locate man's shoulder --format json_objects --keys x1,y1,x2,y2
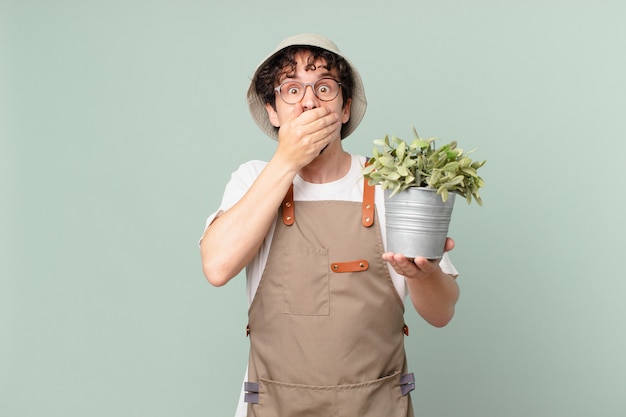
[
  {"x1": 237, "y1": 159, "x2": 268, "y2": 172},
  {"x1": 230, "y1": 160, "x2": 268, "y2": 180}
]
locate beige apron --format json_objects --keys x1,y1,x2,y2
[{"x1": 245, "y1": 181, "x2": 415, "y2": 417}]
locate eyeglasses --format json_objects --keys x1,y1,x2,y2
[{"x1": 274, "y1": 77, "x2": 342, "y2": 104}]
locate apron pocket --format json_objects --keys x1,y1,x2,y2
[
  {"x1": 281, "y1": 246, "x2": 330, "y2": 316},
  {"x1": 336, "y1": 371, "x2": 409, "y2": 417},
  {"x1": 251, "y1": 372, "x2": 408, "y2": 417},
  {"x1": 252, "y1": 378, "x2": 334, "y2": 417}
]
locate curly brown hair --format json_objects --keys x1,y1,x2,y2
[{"x1": 253, "y1": 46, "x2": 355, "y2": 112}]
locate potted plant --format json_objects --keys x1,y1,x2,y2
[{"x1": 362, "y1": 127, "x2": 486, "y2": 259}]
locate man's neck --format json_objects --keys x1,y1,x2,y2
[{"x1": 298, "y1": 146, "x2": 351, "y2": 184}]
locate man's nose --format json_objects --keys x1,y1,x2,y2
[{"x1": 301, "y1": 85, "x2": 319, "y2": 109}]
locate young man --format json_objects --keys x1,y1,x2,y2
[{"x1": 200, "y1": 33, "x2": 459, "y2": 417}]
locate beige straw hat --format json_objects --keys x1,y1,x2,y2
[{"x1": 247, "y1": 33, "x2": 367, "y2": 140}]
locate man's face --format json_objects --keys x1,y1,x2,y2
[{"x1": 265, "y1": 51, "x2": 351, "y2": 132}]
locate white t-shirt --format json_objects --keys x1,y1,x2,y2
[{"x1": 202, "y1": 154, "x2": 458, "y2": 417}]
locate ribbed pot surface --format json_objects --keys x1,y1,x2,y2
[{"x1": 384, "y1": 187, "x2": 455, "y2": 259}]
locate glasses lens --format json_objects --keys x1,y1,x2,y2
[
  {"x1": 278, "y1": 78, "x2": 340, "y2": 104},
  {"x1": 278, "y1": 82, "x2": 299, "y2": 104},
  {"x1": 314, "y1": 78, "x2": 340, "y2": 101}
]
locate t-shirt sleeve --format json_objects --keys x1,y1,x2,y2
[
  {"x1": 439, "y1": 252, "x2": 459, "y2": 277},
  {"x1": 199, "y1": 160, "x2": 267, "y2": 244}
]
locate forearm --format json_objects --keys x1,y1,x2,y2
[
  {"x1": 201, "y1": 158, "x2": 299, "y2": 286},
  {"x1": 406, "y1": 268, "x2": 459, "y2": 328}
]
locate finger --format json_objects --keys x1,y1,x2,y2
[
  {"x1": 299, "y1": 107, "x2": 339, "y2": 133},
  {"x1": 286, "y1": 103, "x2": 305, "y2": 123},
  {"x1": 291, "y1": 105, "x2": 326, "y2": 123},
  {"x1": 319, "y1": 111, "x2": 340, "y2": 132},
  {"x1": 383, "y1": 252, "x2": 417, "y2": 275},
  {"x1": 444, "y1": 237, "x2": 455, "y2": 253},
  {"x1": 413, "y1": 256, "x2": 436, "y2": 272},
  {"x1": 278, "y1": 105, "x2": 323, "y2": 144}
]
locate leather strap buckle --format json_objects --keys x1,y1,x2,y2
[
  {"x1": 282, "y1": 184, "x2": 295, "y2": 226},
  {"x1": 362, "y1": 161, "x2": 375, "y2": 227},
  {"x1": 331, "y1": 260, "x2": 369, "y2": 273}
]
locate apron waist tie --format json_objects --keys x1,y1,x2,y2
[
  {"x1": 244, "y1": 382, "x2": 259, "y2": 404},
  {"x1": 400, "y1": 373, "x2": 415, "y2": 396},
  {"x1": 244, "y1": 373, "x2": 414, "y2": 403}
]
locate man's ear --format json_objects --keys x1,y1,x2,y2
[
  {"x1": 341, "y1": 98, "x2": 352, "y2": 124},
  {"x1": 265, "y1": 103, "x2": 280, "y2": 127}
]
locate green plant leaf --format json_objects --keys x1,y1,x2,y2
[
  {"x1": 460, "y1": 167, "x2": 477, "y2": 177},
  {"x1": 396, "y1": 141, "x2": 406, "y2": 161},
  {"x1": 442, "y1": 161, "x2": 459, "y2": 172},
  {"x1": 362, "y1": 128, "x2": 486, "y2": 205},
  {"x1": 362, "y1": 164, "x2": 376, "y2": 175},
  {"x1": 445, "y1": 175, "x2": 465, "y2": 187},
  {"x1": 396, "y1": 165, "x2": 409, "y2": 176},
  {"x1": 411, "y1": 138, "x2": 430, "y2": 150},
  {"x1": 390, "y1": 183, "x2": 402, "y2": 197},
  {"x1": 437, "y1": 187, "x2": 449, "y2": 202},
  {"x1": 384, "y1": 171, "x2": 401, "y2": 181},
  {"x1": 471, "y1": 160, "x2": 486, "y2": 169},
  {"x1": 377, "y1": 156, "x2": 395, "y2": 167}
]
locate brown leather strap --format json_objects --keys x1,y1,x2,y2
[
  {"x1": 282, "y1": 184, "x2": 294, "y2": 226},
  {"x1": 361, "y1": 179, "x2": 375, "y2": 227},
  {"x1": 330, "y1": 259, "x2": 369, "y2": 273},
  {"x1": 283, "y1": 177, "x2": 373, "y2": 227}
]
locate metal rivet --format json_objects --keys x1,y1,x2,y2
[
  {"x1": 365, "y1": 217, "x2": 371, "y2": 222},
  {"x1": 285, "y1": 202, "x2": 292, "y2": 208},
  {"x1": 333, "y1": 265, "x2": 339, "y2": 270},
  {"x1": 359, "y1": 262, "x2": 365, "y2": 268},
  {"x1": 286, "y1": 216, "x2": 292, "y2": 221},
  {"x1": 365, "y1": 204, "x2": 371, "y2": 209}
]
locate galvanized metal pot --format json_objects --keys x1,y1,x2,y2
[{"x1": 384, "y1": 187, "x2": 455, "y2": 259}]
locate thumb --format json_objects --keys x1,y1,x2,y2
[{"x1": 444, "y1": 237, "x2": 455, "y2": 252}]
